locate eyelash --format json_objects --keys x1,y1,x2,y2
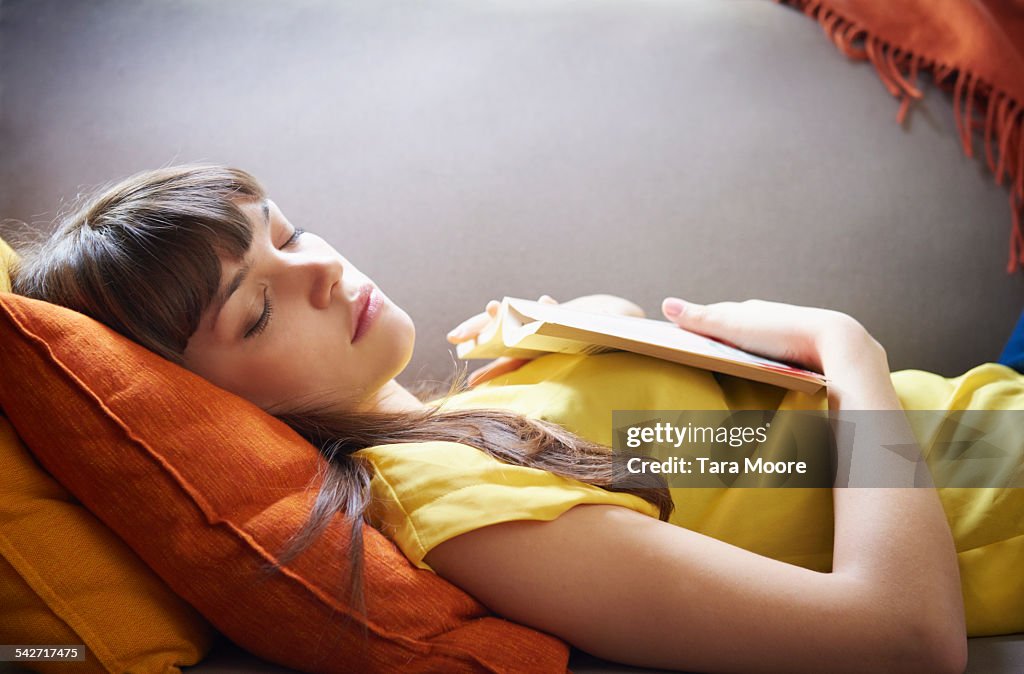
[
  {"x1": 244, "y1": 228, "x2": 306, "y2": 339},
  {"x1": 284, "y1": 227, "x2": 305, "y2": 248}
]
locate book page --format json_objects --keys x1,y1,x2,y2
[{"x1": 506, "y1": 297, "x2": 822, "y2": 378}]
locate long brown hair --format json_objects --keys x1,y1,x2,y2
[{"x1": 10, "y1": 164, "x2": 674, "y2": 630}]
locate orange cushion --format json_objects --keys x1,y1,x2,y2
[
  {"x1": 0, "y1": 414, "x2": 212, "y2": 673},
  {"x1": 0, "y1": 292, "x2": 570, "y2": 673}
]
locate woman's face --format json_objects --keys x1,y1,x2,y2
[{"x1": 183, "y1": 198, "x2": 415, "y2": 414}]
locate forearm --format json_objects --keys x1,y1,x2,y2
[{"x1": 822, "y1": 335, "x2": 965, "y2": 666}]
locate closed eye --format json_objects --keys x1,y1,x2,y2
[
  {"x1": 283, "y1": 227, "x2": 305, "y2": 249},
  {"x1": 245, "y1": 287, "x2": 272, "y2": 339},
  {"x1": 243, "y1": 228, "x2": 308, "y2": 340}
]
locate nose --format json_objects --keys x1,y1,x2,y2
[{"x1": 304, "y1": 254, "x2": 344, "y2": 310}]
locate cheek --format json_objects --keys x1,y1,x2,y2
[
  {"x1": 185, "y1": 350, "x2": 277, "y2": 408},
  {"x1": 239, "y1": 349, "x2": 336, "y2": 411},
  {"x1": 246, "y1": 306, "x2": 412, "y2": 407}
]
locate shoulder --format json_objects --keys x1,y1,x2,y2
[{"x1": 353, "y1": 441, "x2": 660, "y2": 572}]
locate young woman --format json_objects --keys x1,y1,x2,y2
[{"x1": 11, "y1": 164, "x2": 1021, "y2": 674}]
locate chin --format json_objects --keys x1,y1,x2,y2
[
  {"x1": 378, "y1": 308, "x2": 416, "y2": 376},
  {"x1": 397, "y1": 315, "x2": 416, "y2": 371}
]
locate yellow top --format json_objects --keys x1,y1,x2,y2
[{"x1": 353, "y1": 351, "x2": 1024, "y2": 636}]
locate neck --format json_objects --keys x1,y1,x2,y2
[{"x1": 360, "y1": 379, "x2": 429, "y2": 414}]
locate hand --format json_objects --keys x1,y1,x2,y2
[
  {"x1": 551, "y1": 294, "x2": 646, "y2": 319},
  {"x1": 447, "y1": 295, "x2": 559, "y2": 387},
  {"x1": 660, "y1": 297, "x2": 884, "y2": 375}
]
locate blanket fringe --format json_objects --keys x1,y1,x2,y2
[{"x1": 777, "y1": 0, "x2": 1024, "y2": 273}]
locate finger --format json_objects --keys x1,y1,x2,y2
[
  {"x1": 662, "y1": 297, "x2": 715, "y2": 333},
  {"x1": 662, "y1": 297, "x2": 692, "y2": 320},
  {"x1": 662, "y1": 297, "x2": 743, "y2": 348},
  {"x1": 486, "y1": 300, "x2": 501, "y2": 316},
  {"x1": 467, "y1": 357, "x2": 531, "y2": 386},
  {"x1": 447, "y1": 310, "x2": 492, "y2": 343}
]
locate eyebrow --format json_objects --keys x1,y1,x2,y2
[{"x1": 211, "y1": 199, "x2": 271, "y2": 331}]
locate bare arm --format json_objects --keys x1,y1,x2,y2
[
  {"x1": 820, "y1": 333, "x2": 966, "y2": 670},
  {"x1": 427, "y1": 301, "x2": 966, "y2": 673}
]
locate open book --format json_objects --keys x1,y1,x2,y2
[{"x1": 454, "y1": 297, "x2": 828, "y2": 394}]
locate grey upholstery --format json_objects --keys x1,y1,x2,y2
[
  {"x1": 3, "y1": 0, "x2": 1024, "y2": 382},
  {"x1": 1, "y1": 0, "x2": 1020, "y2": 672},
  {"x1": 184, "y1": 635, "x2": 1024, "y2": 674}
]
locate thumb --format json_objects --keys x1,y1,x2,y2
[
  {"x1": 662, "y1": 298, "x2": 714, "y2": 330},
  {"x1": 662, "y1": 297, "x2": 695, "y2": 319},
  {"x1": 662, "y1": 298, "x2": 741, "y2": 349}
]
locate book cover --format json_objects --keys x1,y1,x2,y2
[{"x1": 454, "y1": 296, "x2": 828, "y2": 394}]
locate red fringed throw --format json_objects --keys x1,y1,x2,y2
[{"x1": 776, "y1": 0, "x2": 1024, "y2": 273}]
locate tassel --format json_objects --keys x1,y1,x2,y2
[
  {"x1": 897, "y1": 95, "x2": 911, "y2": 125},
  {"x1": 823, "y1": 9, "x2": 841, "y2": 40},
  {"x1": 884, "y1": 47, "x2": 901, "y2": 90},
  {"x1": 896, "y1": 54, "x2": 923, "y2": 125},
  {"x1": 838, "y1": 23, "x2": 867, "y2": 59},
  {"x1": 963, "y1": 72, "x2": 979, "y2": 158},
  {"x1": 827, "y1": 16, "x2": 847, "y2": 52},
  {"x1": 775, "y1": 0, "x2": 1024, "y2": 273},
  {"x1": 885, "y1": 48, "x2": 906, "y2": 122},
  {"x1": 1016, "y1": 121, "x2": 1024, "y2": 200},
  {"x1": 1009, "y1": 190, "x2": 1023, "y2": 273},
  {"x1": 890, "y1": 49, "x2": 923, "y2": 98},
  {"x1": 953, "y1": 69, "x2": 968, "y2": 156},
  {"x1": 1008, "y1": 125, "x2": 1024, "y2": 272},
  {"x1": 997, "y1": 103, "x2": 1020, "y2": 186},
  {"x1": 968, "y1": 84, "x2": 989, "y2": 134},
  {"x1": 867, "y1": 38, "x2": 902, "y2": 96},
  {"x1": 818, "y1": 8, "x2": 833, "y2": 36},
  {"x1": 984, "y1": 90, "x2": 1001, "y2": 175}
]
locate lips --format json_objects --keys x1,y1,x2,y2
[{"x1": 351, "y1": 283, "x2": 375, "y2": 342}]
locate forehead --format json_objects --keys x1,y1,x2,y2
[
  {"x1": 216, "y1": 197, "x2": 276, "y2": 262},
  {"x1": 235, "y1": 197, "x2": 272, "y2": 228},
  {"x1": 195, "y1": 198, "x2": 273, "y2": 328}
]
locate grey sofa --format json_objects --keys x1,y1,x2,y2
[{"x1": 1, "y1": 0, "x2": 1021, "y2": 672}]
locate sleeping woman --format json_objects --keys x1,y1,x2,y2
[{"x1": 11, "y1": 164, "x2": 1023, "y2": 674}]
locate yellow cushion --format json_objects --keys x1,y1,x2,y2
[
  {"x1": 0, "y1": 414, "x2": 212, "y2": 673},
  {"x1": 0, "y1": 238, "x2": 212, "y2": 673}
]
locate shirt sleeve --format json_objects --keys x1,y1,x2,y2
[{"x1": 353, "y1": 441, "x2": 661, "y2": 573}]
